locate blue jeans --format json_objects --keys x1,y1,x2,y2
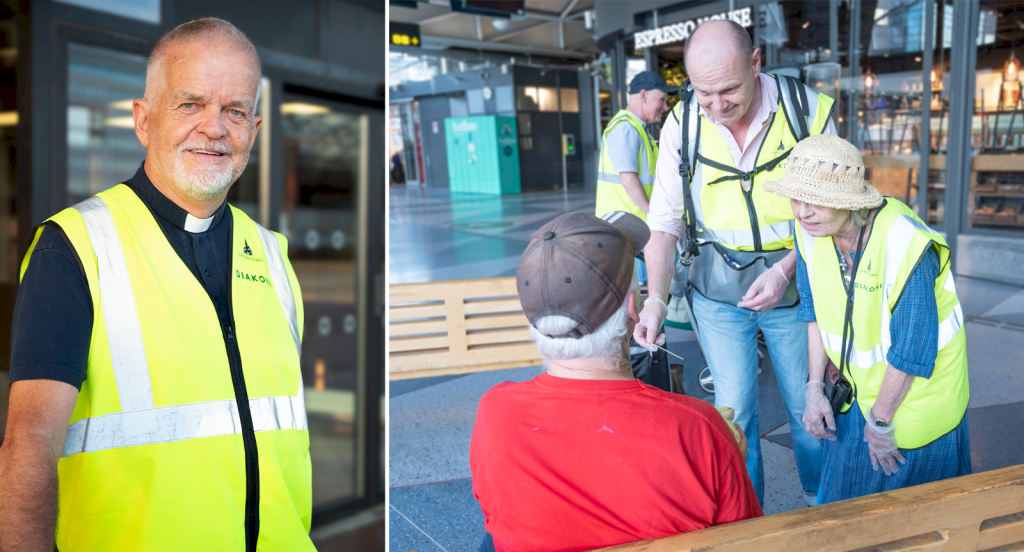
[{"x1": 692, "y1": 292, "x2": 822, "y2": 505}]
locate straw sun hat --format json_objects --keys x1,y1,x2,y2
[{"x1": 763, "y1": 134, "x2": 883, "y2": 211}]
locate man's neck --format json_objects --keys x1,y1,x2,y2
[
  {"x1": 723, "y1": 74, "x2": 762, "y2": 147},
  {"x1": 546, "y1": 357, "x2": 634, "y2": 381},
  {"x1": 625, "y1": 103, "x2": 645, "y2": 124},
  {"x1": 143, "y1": 159, "x2": 226, "y2": 219}
]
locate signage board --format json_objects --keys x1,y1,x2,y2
[
  {"x1": 390, "y1": 22, "x2": 421, "y2": 47},
  {"x1": 635, "y1": 7, "x2": 753, "y2": 50}
]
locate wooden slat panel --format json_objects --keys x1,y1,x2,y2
[
  {"x1": 465, "y1": 313, "x2": 530, "y2": 330},
  {"x1": 464, "y1": 297, "x2": 522, "y2": 315},
  {"x1": 389, "y1": 342, "x2": 542, "y2": 373},
  {"x1": 389, "y1": 335, "x2": 449, "y2": 353},
  {"x1": 387, "y1": 359, "x2": 545, "y2": 380},
  {"x1": 597, "y1": 464, "x2": 1024, "y2": 552},
  {"x1": 390, "y1": 303, "x2": 446, "y2": 321},
  {"x1": 973, "y1": 154, "x2": 1024, "y2": 172},
  {"x1": 390, "y1": 277, "x2": 518, "y2": 303},
  {"x1": 979, "y1": 512, "x2": 1024, "y2": 550},
  {"x1": 390, "y1": 319, "x2": 448, "y2": 337},
  {"x1": 467, "y1": 328, "x2": 533, "y2": 346}
]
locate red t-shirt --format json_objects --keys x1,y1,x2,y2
[{"x1": 470, "y1": 373, "x2": 762, "y2": 552}]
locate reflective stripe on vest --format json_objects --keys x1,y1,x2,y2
[
  {"x1": 597, "y1": 172, "x2": 656, "y2": 185},
  {"x1": 61, "y1": 196, "x2": 306, "y2": 458}
]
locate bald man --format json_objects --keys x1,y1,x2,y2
[
  {"x1": 634, "y1": 20, "x2": 838, "y2": 506},
  {"x1": 0, "y1": 19, "x2": 314, "y2": 551}
]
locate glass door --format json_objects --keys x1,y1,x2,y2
[{"x1": 279, "y1": 96, "x2": 370, "y2": 509}]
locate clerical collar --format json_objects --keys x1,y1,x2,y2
[{"x1": 125, "y1": 162, "x2": 228, "y2": 234}]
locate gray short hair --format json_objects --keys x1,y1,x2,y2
[
  {"x1": 530, "y1": 295, "x2": 630, "y2": 369},
  {"x1": 849, "y1": 208, "x2": 871, "y2": 227},
  {"x1": 145, "y1": 18, "x2": 262, "y2": 109}
]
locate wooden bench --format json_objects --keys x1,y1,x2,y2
[
  {"x1": 389, "y1": 277, "x2": 542, "y2": 380},
  {"x1": 598, "y1": 463, "x2": 1024, "y2": 552}
]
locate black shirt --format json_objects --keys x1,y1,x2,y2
[{"x1": 10, "y1": 163, "x2": 233, "y2": 390}]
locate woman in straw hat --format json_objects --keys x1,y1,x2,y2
[{"x1": 763, "y1": 134, "x2": 970, "y2": 504}]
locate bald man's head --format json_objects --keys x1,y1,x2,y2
[{"x1": 684, "y1": 19, "x2": 754, "y2": 69}]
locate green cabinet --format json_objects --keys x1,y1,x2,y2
[{"x1": 444, "y1": 115, "x2": 521, "y2": 194}]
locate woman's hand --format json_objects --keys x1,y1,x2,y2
[
  {"x1": 864, "y1": 411, "x2": 906, "y2": 476},
  {"x1": 802, "y1": 381, "x2": 837, "y2": 441}
]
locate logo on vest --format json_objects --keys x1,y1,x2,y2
[
  {"x1": 861, "y1": 259, "x2": 878, "y2": 277},
  {"x1": 236, "y1": 269, "x2": 271, "y2": 287},
  {"x1": 237, "y1": 238, "x2": 265, "y2": 263},
  {"x1": 777, "y1": 140, "x2": 785, "y2": 151}
]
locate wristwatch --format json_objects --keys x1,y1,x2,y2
[{"x1": 868, "y1": 409, "x2": 893, "y2": 429}]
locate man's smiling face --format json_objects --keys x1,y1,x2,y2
[{"x1": 135, "y1": 37, "x2": 262, "y2": 204}]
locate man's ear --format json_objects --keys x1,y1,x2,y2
[
  {"x1": 627, "y1": 289, "x2": 640, "y2": 324},
  {"x1": 133, "y1": 98, "x2": 151, "y2": 148},
  {"x1": 752, "y1": 47, "x2": 762, "y2": 74}
]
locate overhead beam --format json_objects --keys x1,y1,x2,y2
[
  {"x1": 419, "y1": 34, "x2": 591, "y2": 58},
  {"x1": 491, "y1": 21, "x2": 552, "y2": 42},
  {"x1": 416, "y1": 12, "x2": 460, "y2": 25}
]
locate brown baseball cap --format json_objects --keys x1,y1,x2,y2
[{"x1": 517, "y1": 211, "x2": 650, "y2": 338}]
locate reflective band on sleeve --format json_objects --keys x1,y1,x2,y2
[
  {"x1": 597, "y1": 172, "x2": 656, "y2": 185},
  {"x1": 75, "y1": 197, "x2": 155, "y2": 413},
  {"x1": 820, "y1": 329, "x2": 885, "y2": 368},
  {"x1": 256, "y1": 224, "x2": 301, "y2": 358},
  {"x1": 61, "y1": 393, "x2": 308, "y2": 457}
]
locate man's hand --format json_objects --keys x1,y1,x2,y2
[
  {"x1": 619, "y1": 172, "x2": 650, "y2": 215},
  {"x1": 737, "y1": 264, "x2": 789, "y2": 311},
  {"x1": 0, "y1": 380, "x2": 78, "y2": 551},
  {"x1": 802, "y1": 381, "x2": 837, "y2": 441},
  {"x1": 634, "y1": 296, "x2": 667, "y2": 350}
]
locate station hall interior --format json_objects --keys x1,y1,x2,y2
[{"x1": 389, "y1": 0, "x2": 1024, "y2": 550}]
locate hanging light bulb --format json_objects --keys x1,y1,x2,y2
[
  {"x1": 1005, "y1": 51, "x2": 1020, "y2": 82},
  {"x1": 862, "y1": 69, "x2": 877, "y2": 92}
]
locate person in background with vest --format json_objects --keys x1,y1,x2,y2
[
  {"x1": 0, "y1": 19, "x2": 313, "y2": 552},
  {"x1": 595, "y1": 70, "x2": 674, "y2": 224},
  {"x1": 764, "y1": 134, "x2": 971, "y2": 503},
  {"x1": 635, "y1": 19, "x2": 838, "y2": 506}
]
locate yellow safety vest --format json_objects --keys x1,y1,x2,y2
[
  {"x1": 796, "y1": 198, "x2": 969, "y2": 448},
  {"x1": 21, "y1": 184, "x2": 314, "y2": 551},
  {"x1": 675, "y1": 75, "x2": 835, "y2": 251},
  {"x1": 596, "y1": 109, "x2": 657, "y2": 220}
]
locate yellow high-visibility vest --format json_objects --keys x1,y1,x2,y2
[
  {"x1": 22, "y1": 184, "x2": 314, "y2": 551},
  {"x1": 796, "y1": 198, "x2": 969, "y2": 448},
  {"x1": 675, "y1": 75, "x2": 835, "y2": 251},
  {"x1": 596, "y1": 109, "x2": 657, "y2": 220}
]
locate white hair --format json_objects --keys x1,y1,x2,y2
[
  {"x1": 144, "y1": 18, "x2": 262, "y2": 110},
  {"x1": 849, "y1": 208, "x2": 872, "y2": 227},
  {"x1": 530, "y1": 295, "x2": 630, "y2": 370}
]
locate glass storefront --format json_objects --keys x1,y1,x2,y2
[{"x1": 280, "y1": 98, "x2": 369, "y2": 507}]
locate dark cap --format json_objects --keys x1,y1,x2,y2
[
  {"x1": 517, "y1": 211, "x2": 650, "y2": 339},
  {"x1": 628, "y1": 71, "x2": 678, "y2": 95}
]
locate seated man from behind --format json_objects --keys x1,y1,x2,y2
[{"x1": 470, "y1": 211, "x2": 762, "y2": 552}]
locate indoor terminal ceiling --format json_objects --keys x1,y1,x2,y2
[{"x1": 389, "y1": 0, "x2": 599, "y2": 60}]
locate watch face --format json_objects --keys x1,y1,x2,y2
[{"x1": 875, "y1": 418, "x2": 888, "y2": 427}]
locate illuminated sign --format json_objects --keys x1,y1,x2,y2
[
  {"x1": 635, "y1": 7, "x2": 753, "y2": 50},
  {"x1": 390, "y1": 22, "x2": 421, "y2": 48}
]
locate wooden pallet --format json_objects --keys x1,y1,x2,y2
[
  {"x1": 598, "y1": 464, "x2": 1024, "y2": 552},
  {"x1": 389, "y1": 277, "x2": 542, "y2": 380}
]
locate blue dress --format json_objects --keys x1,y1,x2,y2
[{"x1": 795, "y1": 238, "x2": 971, "y2": 504}]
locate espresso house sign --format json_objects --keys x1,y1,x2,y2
[{"x1": 634, "y1": 7, "x2": 753, "y2": 50}]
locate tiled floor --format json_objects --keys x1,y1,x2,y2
[{"x1": 387, "y1": 183, "x2": 1024, "y2": 551}]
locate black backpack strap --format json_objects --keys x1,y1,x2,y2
[{"x1": 678, "y1": 84, "x2": 702, "y2": 266}]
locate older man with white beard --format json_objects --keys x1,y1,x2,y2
[{"x1": 0, "y1": 18, "x2": 314, "y2": 552}]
